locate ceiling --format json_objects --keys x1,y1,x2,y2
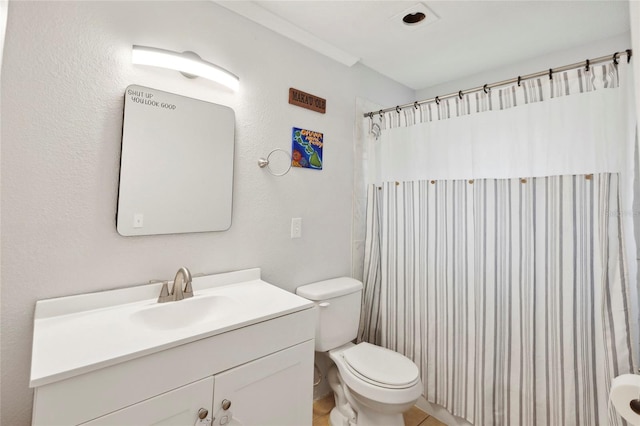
[{"x1": 217, "y1": 1, "x2": 630, "y2": 91}]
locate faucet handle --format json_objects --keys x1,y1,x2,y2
[
  {"x1": 183, "y1": 276, "x2": 194, "y2": 298},
  {"x1": 157, "y1": 282, "x2": 172, "y2": 303},
  {"x1": 183, "y1": 273, "x2": 194, "y2": 299}
]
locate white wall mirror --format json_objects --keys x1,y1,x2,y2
[{"x1": 117, "y1": 85, "x2": 235, "y2": 236}]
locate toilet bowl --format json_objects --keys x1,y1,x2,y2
[
  {"x1": 296, "y1": 278, "x2": 423, "y2": 426},
  {"x1": 328, "y1": 342, "x2": 422, "y2": 425}
]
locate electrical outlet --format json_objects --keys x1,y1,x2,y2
[{"x1": 291, "y1": 218, "x2": 302, "y2": 238}]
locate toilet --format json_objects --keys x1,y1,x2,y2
[{"x1": 296, "y1": 277, "x2": 422, "y2": 426}]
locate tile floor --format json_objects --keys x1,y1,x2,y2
[{"x1": 312, "y1": 394, "x2": 446, "y2": 426}]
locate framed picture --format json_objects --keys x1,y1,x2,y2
[{"x1": 291, "y1": 127, "x2": 323, "y2": 170}]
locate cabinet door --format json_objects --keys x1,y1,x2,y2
[
  {"x1": 212, "y1": 340, "x2": 314, "y2": 426},
  {"x1": 81, "y1": 376, "x2": 213, "y2": 426}
]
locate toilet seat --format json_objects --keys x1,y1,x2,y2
[
  {"x1": 329, "y1": 342, "x2": 423, "y2": 406},
  {"x1": 342, "y1": 343, "x2": 420, "y2": 389}
]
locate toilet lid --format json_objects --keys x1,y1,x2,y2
[{"x1": 342, "y1": 343, "x2": 419, "y2": 387}]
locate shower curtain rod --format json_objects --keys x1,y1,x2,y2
[{"x1": 363, "y1": 49, "x2": 632, "y2": 118}]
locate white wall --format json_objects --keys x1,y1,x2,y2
[
  {"x1": 0, "y1": 0, "x2": 7, "y2": 411},
  {"x1": 629, "y1": 0, "x2": 640, "y2": 364},
  {"x1": 0, "y1": 1, "x2": 414, "y2": 423},
  {"x1": 632, "y1": 2, "x2": 640, "y2": 133},
  {"x1": 416, "y1": 33, "x2": 631, "y2": 100}
]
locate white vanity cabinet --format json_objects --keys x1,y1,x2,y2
[
  {"x1": 212, "y1": 341, "x2": 313, "y2": 425},
  {"x1": 81, "y1": 341, "x2": 313, "y2": 426},
  {"x1": 81, "y1": 377, "x2": 215, "y2": 426},
  {"x1": 30, "y1": 269, "x2": 316, "y2": 426}
]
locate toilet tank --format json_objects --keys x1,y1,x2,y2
[{"x1": 296, "y1": 277, "x2": 363, "y2": 352}]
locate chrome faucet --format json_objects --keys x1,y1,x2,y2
[{"x1": 157, "y1": 267, "x2": 194, "y2": 303}]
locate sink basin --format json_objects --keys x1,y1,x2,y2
[{"x1": 130, "y1": 295, "x2": 233, "y2": 330}]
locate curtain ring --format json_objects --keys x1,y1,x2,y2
[
  {"x1": 414, "y1": 101, "x2": 419, "y2": 110},
  {"x1": 368, "y1": 112, "x2": 373, "y2": 119},
  {"x1": 458, "y1": 90, "x2": 463, "y2": 99},
  {"x1": 396, "y1": 106, "x2": 401, "y2": 114},
  {"x1": 585, "y1": 59, "x2": 590, "y2": 72},
  {"x1": 483, "y1": 84, "x2": 489, "y2": 94},
  {"x1": 626, "y1": 49, "x2": 632, "y2": 63},
  {"x1": 549, "y1": 68, "x2": 553, "y2": 80},
  {"x1": 613, "y1": 51, "x2": 619, "y2": 65},
  {"x1": 379, "y1": 110, "x2": 383, "y2": 117},
  {"x1": 435, "y1": 96, "x2": 440, "y2": 105},
  {"x1": 517, "y1": 76, "x2": 521, "y2": 87}
]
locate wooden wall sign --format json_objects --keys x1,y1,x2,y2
[{"x1": 289, "y1": 88, "x2": 326, "y2": 114}]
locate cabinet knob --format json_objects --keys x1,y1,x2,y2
[
  {"x1": 221, "y1": 399, "x2": 232, "y2": 410},
  {"x1": 198, "y1": 408, "x2": 209, "y2": 420}
]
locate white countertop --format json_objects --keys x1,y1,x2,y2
[{"x1": 30, "y1": 268, "x2": 314, "y2": 387}]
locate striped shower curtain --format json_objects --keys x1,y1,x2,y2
[
  {"x1": 360, "y1": 174, "x2": 635, "y2": 425},
  {"x1": 358, "y1": 58, "x2": 637, "y2": 425}
]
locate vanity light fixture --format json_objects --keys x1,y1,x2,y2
[{"x1": 131, "y1": 45, "x2": 240, "y2": 91}]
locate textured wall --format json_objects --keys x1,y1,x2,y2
[
  {"x1": 0, "y1": 2, "x2": 414, "y2": 423},
  {"x1": 629, "y1": 0, "x2": 640, "y2": 364},
  {"x1": 416, "y1": 32, "x2": 631, "y2": 100}
]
